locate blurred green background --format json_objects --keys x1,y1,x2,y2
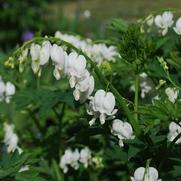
[{"x1": 1, "y1": 0, "x2": 181, "y2": 50}]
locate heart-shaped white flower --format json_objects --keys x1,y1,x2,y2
[
  {"x1": 131, "y1": 167, "x2": 161, "y2": 181},
  {"x1": 111, "y1": 119, "x2": 135, "y2": 147},
  {"x1": 87, "y1": 89, "x2": 117, "y2": 126}
]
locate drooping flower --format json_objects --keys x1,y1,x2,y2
[
  {"x1": 111, "y1": 119, "x2": 135, "y2": 147},
  {"x1": 155, "y1": 11, "x2": 174, "y2": 35},
  {"x1": 173, "y1": 17, "x2": 181, "y2": 35},
  {"x1": 73, "y1": 71, "x2": 94, "y2": 102},
  {"x1": 167, "y1": 122, "x2": 181, "y2": 144},
  {"x1": 165, "y1": 87, "x2": 179, "y2": 103},
  {"x1": 87, "y1": 89, "x2": 117, "y2": 126},
  {"x1": 79, "y1": 147, "x2": 91, "y2": 168},
  {"x1": 50, "y1": 44, "x2": 67, "y2": 80},
  {"x1": 30, "y1": 41, "x2": 51, "y2": 75},
  {"x1": 66, "y1": 52, "x2": 87, "y2": 88},
  {"x1": 131, "y1": 167, "x2": 161, "y2": 181},
  {"x1": 60, "y1": 147, "x2": 92, "y2": 173},
  {"x1": 3, "y1": 123, "x2": 22, "y2": 153},
  {"x1": 5, "y1": 82, "x2": 16, "y2": 103},
  {"x1": 0, "y1": 77, "x2": 15, "y2": 103},
  {"x1": 39, "y1": 41, "x2": 51, "y2": 66},
  {"x1": 60, "y1": 149, "x2": 80, "y2": 173}
]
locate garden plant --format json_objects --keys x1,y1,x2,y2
[{"x1": 0, "y1": 9, "x2": 181, "y2": 181}]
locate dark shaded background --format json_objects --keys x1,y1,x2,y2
[{"x1": 1, "y1": 0, "x2": 181, "y2": 50}]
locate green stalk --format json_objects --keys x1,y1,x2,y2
[
  {"x1": 134, "y1": 74, "x2": 139, "y2": 121},
  {"x1": 8, "y1": 36, "x2": 141, "y2": 136}
]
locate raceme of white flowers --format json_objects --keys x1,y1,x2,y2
[
  {"x1": 3, "y1": 123, "x2": 22, "y2": 153},
  {"x1": 59, "y1": 147, "x2": 91, "y2": 173},
  {"x1": 0, "y1": 76, "x2": 16, "y2": 103},
  {"x1": 111, "y1": 119, "x2": 135, "y2": 147},
  {"x1": 87, "y1": 89, "x2": 117, "y2": 126},
  {"x1": 165, "y1": 87, "x2": 179, "y2": 103},
  {"x1": 155, "y1": 11, "x2": 174, "y2": 36},
  {"x1": 29, "y1": 41, "x2": 94, "y2": 102},
  {"x1": 55, "y1": 31, "x2": 119, "y2": 64},
  {"x1": 131, "y1": 167, "x2": 161, "y2": 181},
  {"x1": 167, "y1": 122, "x2": 181, "y2": 144}
]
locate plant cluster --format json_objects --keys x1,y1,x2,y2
[{"x1": 0, "y1": 10, "x2": 181, "y2": 181}]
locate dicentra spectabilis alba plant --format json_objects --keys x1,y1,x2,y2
[{"x1": 1, "y1": 9, "x2": 181, "y2": 180}]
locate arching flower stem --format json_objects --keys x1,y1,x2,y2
[{"x1": 7, "y1": 36, "x2": 141, "y2": 136}]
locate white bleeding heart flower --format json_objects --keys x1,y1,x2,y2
[
  {"x1": 67, "y1": 52, "x2": 87, "y2": 88},
  {"x1": 155, "y1": 11, "x2": 174, "y2": 36},
  {"x1": 3, "y1": 123, "x2": 22, "y2": 153},
  {"x1": 30, "y1": 41, "x2": 51, "y2": 74},
  {"x1": 51, "y1": 44, "x2": 67, "y2": 80},
  {"x1": 173, "y1": 17, "x2": 181, "y2": 35},
  {"x1": 165, "y1": 87, "x2": 179, "y2": 103},
  {"x1": 79, "y1": 147, "x2": 91, "y2": 168},
  {"x1": 30, "y1": 43, "x2": 41, "y2": 61},
  {"x1": 60, "y1": 149, "x2": 80, "y2": 173},
  {"x1": 167, "y1": 122, "x2": 181, "y2": 144},
  {"x1": 5, "y1": 82, "x2": 16, "y2": 103},
  {"x1": 87, "y1": 89, "x2": 117, "y2": 126},
  {"x1": 39, "y1": 41, "x2": 51, "y2": 65},
  {"x1": 131, "y1": 167, "x2": 161, "y2": 181},
  {"x1": 73, "y1": 71, "x2": 94, "y2": 102},
  {"x1": 111, "y1": 119, "x2": 135, "y2": 147}
]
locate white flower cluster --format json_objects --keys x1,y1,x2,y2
[
  {"x1": 30, "y1": 42, "x2": 94, "y2": 102},
  {"x1": 165, "y1": 87, "x2": 179, "y2": 103},
  {"x1": 145, "y1": 11, "x2": 181, "y2": 36},
  {"x1": 60, "y1": 147, "x2": 91, "y2": 173},
  {"x1": 155, "y1": 11, "x2": 174, "y2": 36},
  {"x1": 87, "y1": 89, "x2": 134, "y2": 147},
  {"x1": 87, "y1": 89, "x2": 117, "y2": 126},
  {"x1": 167, "y1": 122, "x2": 181, "y2": 144},
  {"x1": 111, "y1": 119, "x2": 135, "y2": 147},
  {"x1": 3, "y1": 123, "x2": 22, "y2": 153},
  {"x1": 131, "y1": 167, "x2": 161, "y2": 181},
  {"x1": 0, "y1": 76, "x2": 15, "y2": 103},
  {"x1": 55, "y1": 31, "x2": 119, "y2": 64}
]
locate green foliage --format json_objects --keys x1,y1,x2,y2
[{"x1": 0, "y1": 9, "x2": 181, "y2": 181}]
